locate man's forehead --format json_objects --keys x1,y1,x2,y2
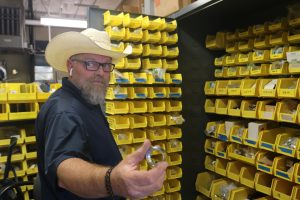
[{"x1": 71, "y1": 53, "x2": 112, "y2": 60}]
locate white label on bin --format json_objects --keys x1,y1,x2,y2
[{"x1": 287, "y1": 51, "x2": 300, "y2": 63}]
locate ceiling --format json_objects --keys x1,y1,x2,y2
[{"x1": 24, "y1": 0, "x2": 125, "y2": 19}]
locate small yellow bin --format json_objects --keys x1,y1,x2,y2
[
  {"x1": 252, "y1": 50, "x2": 270, "y2": 63},
  {"x1": 167, "y1": 153, "x2": 182, "y2": 166},
  {"x1": 258, "y1": 128, "x2": 286, "y2": 152},
  {"x1": 241, "y1": 100, "x2": 258, "y2": 119},
  {"x1": 227, "y1": 99, "x2": 241, "y2": 117},
  {"x1": 228, "y1": 143, "x2": 258, "y2": 165},
  {"x1": 146, "y1": 114, "x2": 167, "y2": 127},
  {"x1": 253, "y1": 23, "x2": 269, "y2": 35},
  {"x1": 106, "y1": 86, "x2": 128, "y2": 100},
  {"x1": 160, "y1": 32, "x2": 178, "y2": 45},
  {"x1": 125, "y1": 43, "x2": 143, "y2": 56},
  {"x1": 106, "y1": 101, "x2": 129, "y2": 114},
  {"x1": 167, "y1": 166, "x2": 182, "y2": 180},
  {"x1": 238, "y1": 39, "x2": 254, "y2": 52},
  {"x1": 226, "y1": 160, "x2": 244, "y2": 182},
  {"x1": 112, "y1": 130, "x2": 133, "y2": 145},
  {"x1": 162, "y1": 46, "x2": 179, "y2": 58},
  {"x1": 240, "y1": 166, "x2": 256, "y2": 189},
  {"x1": 269, "y1": 32, "x2": 289, "y2": 46},
  {"x1": 166, "y1": 192, "x2": 181, "y2": 200},
  {"x1": 241, "y1": 79, "x2": 259, "y2": 97},
  {"x1": 214, "y1": 141, "x2": 229, "y2": 159},
  {"x1": 142, "y1": 58, "x2": 162, "y2": 70},
  {"x1": 227, "y1": 67, "x2": 238, "y2": 77},
  {"x1": 275, "y1": 133, "x2": 299, "y2": 157},
  {"x1": 204, "y1": 98, "x2": 216, "y2": 113},
  {"x1": 216, "y1": 122, "x2": 228, "y2": 142},
  {"x1": 250, "y1": 64, "x2": 269, "y2": 76},
  {"x1": 103, "y1": 11, "x2": 123, "y2": 26},
  {"x1": 124, "y1": 28, "x2": 143, "y2": 42},
  {"x1": 166, "y1": 87, "x2": 182, "y2": 98},
  {"x1": 166, "y1": 139, "x2": 182, "y2": 153},
  {"x1": 269, "y1": 46, "x2": 290, "y2": 61},
  {"x1": 204, "y1": 154, "x2": 216, "y2": 172},
  {"x1": 210, "y1": 179, "x2": 230, "y2": 200},
  {"x1": 254, "y1": 172, "x2": 274, "y2": 195},
  {"x1": 215, "y1": 158, "x2": 229, "y2": 176},
  {"x1": 268, "y1": 18, "x2": 288, "y2": 32},
  {"x1": 128, "y1": 101, "x2": 148, "y2": 113},
  {"x1": 142, "y1": 44, "x2": 162, "y2": 57},
  {"x1": 229, "y1": 125, "x2": 246, "y2": 144},
  {"x1": 111, "y1": 42, "x2": 124, "y2": 53},
  {"x1": 128, "y1": 115, "x2": 147, "y2": 129},
  {"x1": 225, "y1": 54, "x2": 238, "y2": 66},
  {"x1": 291, "y1": 185, "x2": 300, "y2": 200},
  {"x1": 238, "y1": 26, "x2": 254, "y2": 39},
  {"x1": 205, "y1": 121, "x2": 218, "y2": 138},
  {"x1": 142, "y1": 30, "x2": 161, "y2": 44},
  {"x1": 8, "y1": 102, "x2": 38, "y2": 120},
  {"x1": 289, "y1": 17, "x2": 300, "y2": 27},
  {"x1": 226, "y1": 42, "x2": 238, "y2": 53},
  {"x1": 36, "y1": 83, "x2": 61, "y2": 101},
  {"x1": 147, "y1": 100, "x2": 165, "y2": 112},
  {"x1": 162, "y1": 19, "x2": 177, "y2": 32},
  {"x1": 132, "y1": 129, "x2": 147, "y2": 143},
  {"x1": 215, "y1": 99, "x2": 228, "y2": 115},
  {"x1": 115, "y1": 58, "x2": 125, "y2": 69},
  {"x1": 214, "y1": 56, "x2": 226, "y2": 66},
  {"x1": 167, "y1": 73, "x2": 182, "y2": 85},
  {"x1": 165, "y1": 100, "x2": 182, "y2": 112},
  {"x1": 167, "y1": 127, "x2": 182, "y2": 139},
  {"x1": 277, "y1": 78, "x2": 299, "y2": 98},
  {"x1": 294, "y1": 163, "x2": 300, "y2": 184},
  {"x1": 128, "y1": 87, "x2": 148, "y2": 99},
  {"x1": 214, "y1": 68, "x2": 226, "y2": 78},
  {"x1": 254, "y1": 35, "x2": 271, "y2": 49},
  {"x1": 162, "y1": 59, "x2": 178, "y2": 71},
  {"x1": 195, "y1": 171, "x2": 221, "y2": 197},
  {"x1": 269, "y1": 61, "x2": 289, "y2": 75},
  {"x1": 0, "y1": 103, "x2": 9, "y2": 121},
  {"x1": 272, "y1": 178, "x2": 294, "y2": 200},
  {"x1": 118, "y1": 144, "x2": 134, "y2": 158},
  {"x1": 288, "y1": 29, "x2": 300, "y2": 43},
  {"x1": 273, "y1": 156, "x2": 296, "y2": 181},
  {"x1": 123, "y1": 13, "x2": 142, "y2": 28},
  {"x1": 243, "y1": 128, "x2": 261, "y2": 148},
  {"x1": 258, "y1": 79, "x2": 278, "y2": 98},
  {"x1": 256, "y1": 151, "x2": 276, "y2": 174},
  {"x1": 109, "y1": 71, "x2": 131, "y2": 84},
  {"x1": 226, "y1": 31, "x2": 238, "y2": 41},
  {"x1": 105, "y1": 26, "x2": 125, "y2": 41},
  {"x1": 130, "y1": 72, "x2": 148, "y2": 84},
  {"x1": 6, "y1": 83, "x2": 36, "y2": 102},
  {"x1": 107, "y1": 116, "x2": 130, "y2": 130},
  {"x1": 146, "y1": 128, "x2": 167, "y2": 141},
  {"x1": 205, "y1": 32, "x2": 226, "y2": 50},
  {"x1": 257, "y1": 100, "x2": 278, "y2": 120},
  {"x1": 142, "y1": 16, "x2": 163, "y2": 30},
  {"x1": 148, "y1": 87, "x2": 167, "y2": 99},
  {"x1": 228, "y1": 80, "x2": 241, "y2": 96},
  {"x1": 205, "y1": 138, "x2": 216, "y2": 155},
  {"x1": 276, "y1": 100, "x2": 298, "y2": 123},
  {"x1": 124, "y1": 58, "x2": 141, "y2": 70},
  {"x1": 238, "y1": 52, "x2": 252, "y2": 65},
  {"x1": 215, "y1": 80, "x2": 228, "y2": 96},
  {"x1": 164, "y1": 179, "x2": 181, "y2": 193}
]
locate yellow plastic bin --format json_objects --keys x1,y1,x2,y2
[
  {"x1": 142, "y1": 16, "x2": 163, "y2": 30},
  {"x1": 228, "y1": 143, "x2": 258, "y2": 165},
  {"x1": 227, "y1": 67, "x2": 238, "y2": 77},
  {"x1": 8, "y1": 102, "x2": 38, "y2": 120},
  {"x1": 162, "y1": 59, "x2": 178, "y2": 71},
  {"x1": 270, "y1": 46, "x2": 299, "y2": 61},
  {"x1": 238, "y1": 26, "x2": 254, "y2": 39},
  {"x1": 226, "y1": 42, "x2": 238, "y2": 53},
  {"x1": 112, "y1": 130, "x2": 133, "y2": 145},
  {"x1": 167, "y1": 153, "x2": 182, "y2": 166},
  {"x1": 168, "y1": 74, "x2": 182, "y2": 85},
  {"x1": 273, "y1": 156, "x2": 296, "y2": 181},
  {"x1": 294, "y1": 163, "x2": 300, "y2": 184},
  {"x1": 128, "y1": 101, "x2": 148, "y2": 113},
  {"x1": 106, "y1": 101, "x2": 129, "y2": 114},
  {"x1": 214, "y1": 141, "x2": 229, "y2": 159},
  {"x1": 105, "y1": 26, "x2": 125, "y2": 41},
  {"x1": 205, "y1": 138, "x2": 216, "y2": 155},
  {"x1": 270, "y1": 31, "x2": 289, "y2": 46},
  {"x1": 258, "y1": 128, "x2": 286, "y2": 152},
  {"x1": 214, "y1": 56, "x2": 226, "y2": 66},
  {"x1": 128, "y1": 115, "x2": 147, "y2": 129},
  {"x1": 226, "y1": 160, "x2": 244, "y2": 182},
  {"x1": 210, "y1": 179, "x2": 231, "y2": 200},
  {"x1": 204, "y1": 98, "x2": 216, "y2": 113},
  {"x1": 147, "y1": 100, "x2": 165, "y2": 113},
  {"x1": 124, "y1": 28, "x2": 143, "y2": 42},
  {"x1": 215, "y1": 158, "x2": 229, "y2": 176},
  {"x1": 166, "y1": 139, "x2": 182, "y2": 153},
  {"x1": 241, "y1": 79, "x2": 260, "y2": 97},
  {"x1": 160, "y1": 32, "x2": 178, "y2": 45},
  {"x1": 107, "y1": 116, "x2": 130, "y2": 130},
  {"x1": 275, "y1": 132, "x2": 299, "y2": 157},
  {"x1": 272, "y1": 178, "x2": 294, "y2": 200},
  {"x1": 124, "y1": 58, "x2": 141, "y2": 70},
  {"x1": 123, "y1": 13, "x2": 142, "y2": 28},
  {"x1": 0, "y1": 103, "x2": 9, "y2": 121},
  {"x1": 215, "y1": 99, "x2": 228, "y2": 115},
  {"x1": 257, "y1": 100, "x2": 278, "y2": 120},
  {"x1": 142, "y1": 44, "x2": 162, "y2": 57},
  {"x1": 205, "y1": 32, "x2": 226, "y2": 50},
  {"x1": 132, "y1": 129, "x2": 147, "y2": 143},
  {"x1": 241, "y1": 99, "x2": 258, "y2": 119},
  {"x1": 228, "y1": 80, "x2": 241, "y2": 96},
  {"x1": 256, "y1": 151, "x2": 276, "y2": 174},
  {"x1": 254, "y1": 35, "x2": 271, "y2": 49},
  {"x1": 227, "y1": 99, "x2": 241, "y2": 117},
  {"x1": 269, "y1": 60, "x2": 289, "y2": 75},
  {"x1": 252, "y1": 50, "x2": 270, "y2": 63},
  {"x1": 289, "y1": 17, "x2": 300, "y2": 27},
  {"x1": 291, "y1": 185, "x2": 300, "y2": 200},
  {"x1": 205, "y1": 121, "x2": 218, "y2": 138},
  {"x1": 268, "y1": 18, "x2": 288, "y2": 32},
  {"x1": 250, "y1": 63, "x2": 269, "y2": 76},
  {"x1": 148, "y1": 87, "x2": 167, "y2": 99},
  {"x1": 253, "y1": 22, "x2": 269, "y2": 35},
  {"x1": 6, "y1": 83, "x2": 36, "y2": 102},
  {"x1": 162, "y1": 19, "x2": 177, "y2": 32},
  {"x1": 111, "y1": 42, "x2": 124, "y2": 53},
  {"x1": 254, "y1": 172, "x2": 274, "y2": 195},
  {"x1": 238, "y1": 52, "x2": 252, "y2": 65},
  {"x1": 167, "y1": 166, "x2": 182, "y2": 180},
  {"x1": 130, "y1": 72, "x2": 148, "y2": 84},
  {"x1": 216, "y1": 122, "x2": 228, "y2": 142},
  {"x1": 109, "y1": 72, "x2": 131, "y2": 84},
  {"x1": 166, "y1": 87, "x2": 182, "y2": 98},
  {"x1": 167, "y1": 127, "x2": 182, "y2": 139},
  {"x1": 238, "y1": 39, "x2": 254, "y2": 52},
  {"x1": 215, "y1": 80, "x2": 229, "y2": 96},
  {"x1": 115, "y1": 58, "x2": 125, "y2": 69},
  {"x1": 277, "y1": 78, "x2": 299, "y2": 98},
  {"x1": 195, "y1": 171, "x2": 221, "y2": 197},
  {"x1": 204, "y1": 154, "x2": 216, "y2": 172},
  {"x1": 229, "y1": 125, "x2": 246, "y2": 144},
  {"x1": 147, "y1": 128, "x2": 167, "y2": 141},
  {"x1": 124, "y1": 43, "x2": 143, "y2": 56},
  {"x1": 118, "y1": 144, "x2": 134, "y2": 158},
  {"x1": 103, "y1": 11, "x2": 123, "y2": 26},
  {"x1": 106, "y1": 86, "x2": 128, "y2": 100},
  {"x1": 214, "y1": 68, "x2": 226, "y2": 78},
  {"x1": 288, "y1": 29, "x2": 300, "y2": 44},
  {"x1": 36, "y1": 83, "x2": 61, "y2": 101},
  {"x1": 142, "y1": 30, "x2": 161, "y2": 44},
  {"x1": 225, "y1": 54, "x2": 238, "y2": 66},
  {"x1": 226, "y1": 31, "x2": 238, "y2": 41},
  {"x1": 277, "y1": 100, "x2": 298, "y2": 123},
  {"x1": 146, "y1": 114, "x2": 167, "y2": 127},
  {"x1": 240, "y1": 166, "x2": 256, "y2": 188},
  {"x1": 258, "y1": 79, "x2": 278, "y2": 98},
  {"x1": 128, "y1": 87, "x2": 148, "y2": 99},
  {"x1": 162, "y1": 46, "x2": 179, "y2": 58},
  {"x1": 164, "y1": 179, "x2": 181, "y2": 193},
  {"x1": 142, "y1": 58, "x2": 162, "y2": 70},
  {"x1": 165, "y1": 100, "x2": 182, "y2": 112}
]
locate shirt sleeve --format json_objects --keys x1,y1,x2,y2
[{"x1": 43, "y1": 111, "x2": 91, "y2": 191}]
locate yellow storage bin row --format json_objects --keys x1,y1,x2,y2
[{"x1": 0, "y1": 102, "x2": 39, "y2": 121}]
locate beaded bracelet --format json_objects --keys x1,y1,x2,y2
[{"x1": 105, "y1": 166, "x2": 115, "y2": 200}]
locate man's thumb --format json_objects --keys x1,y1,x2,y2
[{"x1": 126, "y1": 139, "x2": 151, "y2": 164}]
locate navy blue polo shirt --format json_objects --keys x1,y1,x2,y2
[{"x1": 35, "y1": 77, "x2": 124, "y2": 200}]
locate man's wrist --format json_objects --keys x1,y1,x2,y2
[{"x1": 105, "y1": 166, "x2": 115, "y2": 199}]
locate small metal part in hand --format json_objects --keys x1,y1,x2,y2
[{"x1": 146, "y1": 145, "x2": 166, "y2": 168}]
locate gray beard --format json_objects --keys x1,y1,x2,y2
[{"x1": 80, "y1": 83, "x2": 107, "y2": 113}]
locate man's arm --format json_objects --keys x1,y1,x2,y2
[{"x1": 57, "y1": 140, "x2": 168, "y2": 199}]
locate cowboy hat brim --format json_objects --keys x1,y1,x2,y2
[{"x1": 45, "y1": 31, "x2": 130, "y2": 72}]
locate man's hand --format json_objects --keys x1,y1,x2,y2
[{"x1": 111, "y1": 139, "x2": 168, "y2": 199}]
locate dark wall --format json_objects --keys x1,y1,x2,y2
[{"x1": 177, "y1": 0, "x2": 297, "y2": 199}]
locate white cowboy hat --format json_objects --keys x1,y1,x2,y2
[{"x1": 45, "y1": 28, "x2": 132, "y2": 72}]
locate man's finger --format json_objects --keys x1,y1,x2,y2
[{"x1": 126, "y1": 139, "x2": 152, "y2": 165}]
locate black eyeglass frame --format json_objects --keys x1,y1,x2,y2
[{"x1": 70, "y1": 59, "x2": 115, "y2": 72}]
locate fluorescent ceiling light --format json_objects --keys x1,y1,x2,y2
[{"x1": 40, "y1": 17, "x2": 87, "y2": 28}]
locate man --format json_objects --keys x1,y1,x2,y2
[{"x1": 35, "y1": 28, "x2": 168, "y2": 200}]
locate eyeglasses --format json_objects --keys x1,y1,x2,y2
[{"x1": 70, "y1": 59, "x2": 115, "y2": 72}]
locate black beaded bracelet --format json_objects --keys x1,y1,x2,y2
[{"x1": 105, "y1": 166, "x2": 115, "y2": 200}]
